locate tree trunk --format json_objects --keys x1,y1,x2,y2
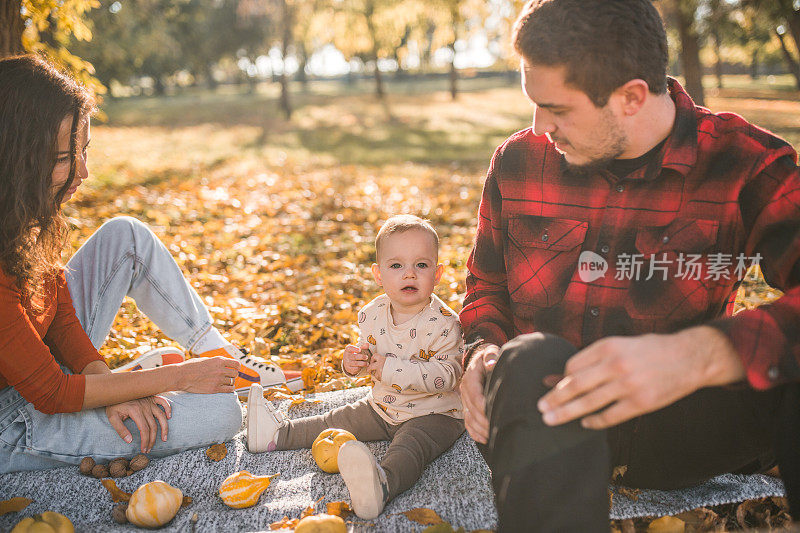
[
  {"x1": 449, "y1": 54, "x2": 458, "y2": 100},
  {"x1": 776, "y1": 30, "x2": 800, "y2": 89},
  {"x1": 785, "y1": 3, "x2": 800, "y2": 52},
  {"x1": 392, "y1": 25, "x2": 411, "y2": 79},
  {"x1": 372, "y1": 61, "x2": 385, "y2": 99},
  {"x1": 449, "y1": 8, "x2": 459, "y2": 100},
  {"x1": 205, "y1": 63, "x2": 218, "y2": 90},
  {"x1": 422, "y1": 21, "x2": 435, "y2": 72},
  {"x1": 392, "y1": 48, "x2": 405, "y2": 79},
  {"x1": 153, "y1": 76, "x2": 166, "y2": 96},
  {"x1": 364, "y1": 1, "x2": 384, "y2": 99},
  {"x1": 750, "y1": 49, "x2": 759, "y2": 79},
  {"x1": 296, "y1": 41, "x2": 308, "y2": 88},
  {"x1": 673, "y1": 0, "x2": 705, "y2": 106},
  {"x1": 0, "y1": 0, "x2": 24, "y2": 58},
  {"x1": 279, "y1": 0, "x2": 292, "y2": 119},
  {"x1": 712, "y1": 29, "x2": 723, "y2": 89},
  {"x1": 777, "y1": 0, "x2": 800, "y2": 81}
]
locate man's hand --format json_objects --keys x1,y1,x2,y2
[
  {"x1": 105, "y1": 395, "x2": 172, "y2": 453},
  {"x1": 343, "y1": 344, "x2": 371, "y2": 375},
  {"x1": 459, "y1": 343, "x2": 500, "y2": 444},
  {"x1": 537, "y1": 326, "x2": 745, "y2": 430},
  {"x1": 367, "y1": 352, "x2": 386, "y2": 381}
]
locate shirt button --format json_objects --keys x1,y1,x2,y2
[
  {"x1": 768, "y1": 366, "x2": 780, "y2": 381},
  {"x1": 542, "y1": 233, "x2": 549, "y2": 242},
  {"x1": 661, "y1": 235, "x2": 670, "y2": 244},
  {"x1": 615, "y1": 184, "x2": 625, "y2": 193},
  {"x1": 600, "y1": 244, "x2": 610, "y2": 254},
  {"x1": 589, "y1": 307, "x2": 600, "y2": 317}
]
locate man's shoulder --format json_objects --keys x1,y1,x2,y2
[
  {"x1": 695, "y1": 107, "x2": 795, "y2": 163},
  {"x1": 489, "y1": 128, "x2": 554, "y2": 180},
  {"x1": 494, "y1": 127, "x2": 549, "y2": 153}
]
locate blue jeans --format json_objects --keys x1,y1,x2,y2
[{"x1": 0, "y1": 217, "x2": 243, "y2": 473}]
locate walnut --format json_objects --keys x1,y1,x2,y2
[
  {"x1": 79, "y1": 457, "x2": 95, "y2": 476},
  {"x1": 109, "y1": 458, "x2": 129, "y2": 478},
  {"x1": 112, "y1": 503, "x2": 128, "y2": 524},
  {"x1": 91, "y1": 464, "x2": 110, "y2": 478},
  {"x1": 129, "y1": 454, "x2": 149, "y2": 472}
]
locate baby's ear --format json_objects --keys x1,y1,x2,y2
[
  {"x1": 371, "y1": 263, "x2": 383, "y2": 286},
  {"x1": 434, "y1": 263, "x2": 444, "y2": 283}
]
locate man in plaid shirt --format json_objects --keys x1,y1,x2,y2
[{"x1": 459, "y1": 0, "x2": 800, "y2": 530}]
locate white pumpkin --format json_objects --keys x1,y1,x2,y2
[{"x1": 125, "y1": 480, "x2": 183, "y2": 528}]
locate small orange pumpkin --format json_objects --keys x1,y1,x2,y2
[
  {"x1": 219, "y1": 470, "x2": 279, "y2": 509},
  {"x1": 311, "y1": 428, "x2": 356, "y2": 473},
  {"x1": 10, "y1": 512, "x2": 74, "y2": 533},
  {"x1": 295, "y1": 513, "x2": 347, "y2": 533}
]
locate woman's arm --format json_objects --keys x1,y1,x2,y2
[
  {"x1": 80, "y1": 357, "x2": 239, "y2": 452},
  {"x1": 80, "y1": 356, "x2": 239, "y2": 409}
]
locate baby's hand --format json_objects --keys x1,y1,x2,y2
[
  {"x1": 367, "y1": 353, "x2": 386, "y2": 381},
  {"x1": 343, "y1": 344, "x2": 372, "y2": 375}
]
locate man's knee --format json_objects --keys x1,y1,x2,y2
[
  {"x1": 490, "y1": 332, "x2": 578, "y2": 389},
  {"x1": 484, "y1": 332, "x2": 578, "y2": 427}
]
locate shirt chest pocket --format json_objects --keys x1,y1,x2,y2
[
  {"x1": 625, "y1": 218, "x2": 720, "y2": 321},
  {"x1": 506, "y1": 216, "x2": 588, "y2": 311}
]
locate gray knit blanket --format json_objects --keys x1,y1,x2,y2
[{"x1": 0, "y1": 387, "x2": 785, "y2": 531}]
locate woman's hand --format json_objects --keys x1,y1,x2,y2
[
  {"x1": 106, "y1": 395, "x2": 172, "y2": 453},
  {"x1": 343, "y1": 344, "x2": 371, "y2": 375},
  {"x1": 177, "y1": 356, "x2": 240, "y2": 393}
]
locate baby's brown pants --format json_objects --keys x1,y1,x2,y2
[{"x1": 276, "y1": 397, "x2": 464, "y2": 500}]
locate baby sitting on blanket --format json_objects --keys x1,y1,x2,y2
[{"x1": 246, "y1": 214, "x2": 465, "y2": 519}]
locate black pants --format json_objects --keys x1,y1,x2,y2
[{"x1": 482, "y1": 333, "x2": 800, "y2": 533}]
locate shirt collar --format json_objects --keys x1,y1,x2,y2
[
  {"x1": 616, "y1": 77, "x2": 699, "y2": 182},
  {"x1": 658, "y1": 77, "x2": 699, "y2": 178}
]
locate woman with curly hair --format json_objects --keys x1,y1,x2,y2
[{"x1": 0, "y1": 55, "x2": 291, "y2": 473}]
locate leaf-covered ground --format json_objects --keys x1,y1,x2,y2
[{"x1": 64, "y1": 75, "x2": 799, "y2": 531}]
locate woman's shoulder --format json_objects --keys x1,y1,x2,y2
[
  {"x1": 0, "y1": 265, "x2": 17, "y2": 287},
  {"x1": 0, "y1": 266, "x2": 64, "y2": 307}
]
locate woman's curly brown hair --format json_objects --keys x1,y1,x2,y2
[{"x1": 0, "y1": 55, "x2": 95, "y2": 312}]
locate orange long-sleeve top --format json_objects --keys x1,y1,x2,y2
[{"x1": 0, "y1": 267, "x2": 104, "y2": 414}]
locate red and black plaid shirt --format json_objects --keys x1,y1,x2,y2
[{"x1": 460, "y1": 79, "x2": 800, "y2": 390}]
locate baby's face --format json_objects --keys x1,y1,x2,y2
[{"x1": 373, "y1": 229, "x2": 442, "y2": 311}]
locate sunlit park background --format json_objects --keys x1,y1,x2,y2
[{"x1": 3, "y1": 0, "x2": 800, "y2": 529}]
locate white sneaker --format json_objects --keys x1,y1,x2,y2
[
  {"x1": 338, "y1": 440, "x2": 389, "y2": 520},
  {"x1": 115, "y1": 347, "x2": 185, "y2": 372},
  {"x1": 246, "y1": 383, "x2": 286, "y2": 453},
  {"x1": 197, "y1": 344, "x2": 303, "y2": 392}
]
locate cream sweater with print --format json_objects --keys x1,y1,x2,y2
[{"x1": 350, "y1": 293, "x2": 464, "y2": 424}]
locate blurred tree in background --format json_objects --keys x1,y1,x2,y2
[
  {"x1": 2, "y1": 0, "x2": 799, "y2": 112},
  {"x1": 2, "y1": 0, "x2": 105, "y2": 96}
]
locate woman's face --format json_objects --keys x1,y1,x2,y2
[{"x1": 51, "y1": 114, "x2": 91, "y2": 203}]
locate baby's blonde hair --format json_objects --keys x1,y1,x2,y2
[{"x1": 375, "y1": 215, "x2": 439, "y2": 260}]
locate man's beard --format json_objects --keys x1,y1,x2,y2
[{"x1": 558, "y1": 110, "x2": 627, "y2": 179}]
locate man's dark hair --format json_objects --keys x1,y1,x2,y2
[{"x1": 513, "y1": 0, "x2": 669, "y2": 107}]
